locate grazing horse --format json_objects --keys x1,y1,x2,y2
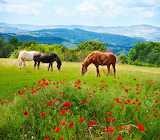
[
  {"x1": 33, "y1": 53, "x2": 62, "y2": 71},
  {"x1": 82, "y1": 51, "x2": 116, "y2": 77},
  {"x1": 18, "y1": 50, "x2": 39, "y2": 69}
]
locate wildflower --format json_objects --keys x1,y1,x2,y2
[
  {"x1": 62, "y1": 102, "x2": 71, "y2": 108},
  {"x1": 53, "y1": 127, "x2": 61, "y2": 132},
  {"x1": 135, "y1": 98, "x2": 139, "y2": 102},
  {"x1": 138, "y1": 124, "x2": 146, "y2": 131},
  {"x1": 110, "y1": 105, "x2": 115, "y2": 107},
  {"x1": 108, "y1": 126, "x2": 115, "y2": 133},
  {"x1": 155, "y1": 100, "x2": 159, "y2": 103},
  {"x1": 59, "y1": 92, "x2": 63, "y2": 95},
  {"x1": 43, "y1": 138, "x2": 50, "y2": 140},
  {"x1": 106, "y1": 112, "x2": 112, "y2": 115},
  {"x1": 79, "y1": 118, "x2": 85, "y2": 122},
  {"x1": 116, "y1": 136, "x2": 123, "y2": 140},
  {"x1": 46, "y1": 103, "x2": 53, "y2": 106},
  {"x1": 119, "y1": 126, "x2": 124, "y2": 130},
  {"x1": 124, "y1": 89, "x2": 129, "y2": 92},
  {"x1": 89, "y1": 120, "x2": 95, "y2": 126},
  {"x1": 60, "y1": 121, "x2": 67, "y2": 125},
  {"x1": 60, "y1": 109, "x2": 70, "y2": 115},
  {"x1": 88, "y1": 93, "x2": 93, "y2": 97},
  {"x1": 146, "y1": 116, "x2": 150, "y2": 118},
  {"x1": 134, "y1": 120, "x2": 138, "y2": 122},
  {"x1": 102, "y1": 129, "x2": 107, "y2": 132},
  {"x1": 105, "y1": 118, "x2": 115, "y2": 122},
  {"x1": 68, "y1": 122, "x2": 74, "y2": 128},
  {"x1": 58, "y1": 138, "x2": 64, "y2": 140},
  {"x1": 23, "y1": 110, "x2": 29, "y2": 116},
  {"x1": 153, "y1": 114, "x2": 158, "y2": 117},
  {"x1": 136, "y1": 92, "x2": 140, "y2": 94},
  {"x1": 17, "y1": 91, "x2": 24, "y2": 95},
  {"x1": 54, "y1": 99, "x2": 60, "y2": 105},
  {"x1": 41, "y1": 112, "x2": 46, "y2": 117},
  {"x1": 11, "y1": 94, "x2": 15, "y2": 97}
]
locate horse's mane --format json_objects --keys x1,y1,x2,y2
[{"x1": 83, "y1": 51, "x2": 100, "y2": 64}]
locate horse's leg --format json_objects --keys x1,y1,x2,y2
[
  {"x1": 23, "y1": 60, "x2": 26, "y2": 68},
  {"x1": 107, "y1": 64, "x2": 111, "y2": 76},
  {"x1": 112, "y1": 63, "x2": 116, "y2": 77},
  {"x1": 51, "y1": 63, "x2": 53, "y2": 71},
  {"x1": 48, "y1": 63, "x2": 51, "y2": 71},
  {"x1": 34, "y1": 61, "x2": 37, "y2": 69},
  {"x1": 96, "y1": 65, "x2": 100, "y2": 77},
  {"x1": 37, "y1": 61, "x2": 40, "y2": 69},
  {"x1": 19, "y1": 59, "x2": 22, "y2": 69}
]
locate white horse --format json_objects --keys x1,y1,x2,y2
[{"x1": 18, "y1": 50, "x2": 40, "y2": 69}]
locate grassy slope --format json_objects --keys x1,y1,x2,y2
[{"x1": 0, "y1": 58, "x2": 160, "y2": 99}]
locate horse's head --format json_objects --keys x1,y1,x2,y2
[
  {"x1": 57, "y1": 60, "x2": 62, "y2": 71},
  {"x1": 81, "y1": 64, "x2": 87, "y2": 76}
]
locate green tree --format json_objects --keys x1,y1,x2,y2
[
  {"x1": 77, "y1": 41, "x2": 107, "y2": 52},
  {"x1": 118, "y1": 54, "x2": 128, "y2": 64}
]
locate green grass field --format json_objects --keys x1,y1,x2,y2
[{"x1": 0, "y1": 59, "x2": 160, "y2": 140}]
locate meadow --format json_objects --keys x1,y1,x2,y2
[{"x1": 0, "y1": 58, "x2": 160, "y2": 140}]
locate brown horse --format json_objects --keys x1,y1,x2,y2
[{"x1": 82, "y1": 51, "x2": 116, "y2": 77}]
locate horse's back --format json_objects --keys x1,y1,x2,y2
[
  {"x1": 92, "y1": 51, "x2": 116, "y2": 65},
  {"x1": 18, "y1": 50, "x2": 39, "y2": 61}
]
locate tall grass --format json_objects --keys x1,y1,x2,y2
[{"x1": 0, "y1": 59, "x2": 160, "y2": 140}]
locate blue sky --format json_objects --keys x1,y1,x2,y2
[{"x1": 0, "y1": 0, "x2": 160, "y2": 27}]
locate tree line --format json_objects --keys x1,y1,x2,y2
[{"x1": 0, "y1": 37, "x2": 159, "y2": 67}]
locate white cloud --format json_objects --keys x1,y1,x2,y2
[
  {"x1": 141, "y1": 11, "x2": 155, "y2": 17},
  {"x1": 75, "y1": 0, "x2": 159, "y2": 19},
  {"x1": 0, "y1": 0, "x2": 42, "y2": 15}
]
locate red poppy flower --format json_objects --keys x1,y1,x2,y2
[
  {"x1": 108, "y1": 126, "x2": 115, "y2": 133},
  {"x1": 41, "y1": 112, "x2": 46, "y2": 117},
  {"x1": 110, "y1": 105, "x2": 115, "y2": 107},
  {"x1": 119, "y1": 126, "x2": 124, "y2": 130},
  {"x1": 58, "y1": 138, "x2": 63, "y2": 140},
  {"x1": 17, "y1": 91, "x2": 24, "y2": 95},
  {"x1": 43, "y1": 138, "x2": 50, "y2": 140},
  {"x1": 60, "y1": 109, "x2": 70, "y2": 115},
  {"x1": 59, "y1": 92, "x2": 63, "y2": 95},
  {"x1": 134, "y1": 120, "x2": 138, "y2": 122},
  {"x1": 46, "y1": 103, "x2": 53, "y2": 106},
  {"x1": 62, "y1": 102, "x2": 71, "y2": 108},
  {"x1": 105, "y1": 118, "x2": 115, "y2": 122},
  {"x1": 60, "y1": 121, "x2": 67, "y2": 125},
  {"x1": 68, "y1": 122, "x2": 74, "y2": 128},
  {"x1": 85, "y1": 100, "x2": 89, "y2": 103},
  {"x1": 79, "y1": 118, "x2": 85, "y2": 122},
  {"x1": 88, "y1": 93, "x2": 93, "y2": 97},
  {"x1": 155, "y1": 100, "x2": 159, "y2": 103},
  {"x1": 153, "y1": 114, "x2": 158, "y2": 117},
  {"x1": 23, "y1": 110, "x2": 29, "y2": 116},
  {"x1": 53, "y1": 127, "x2": 61, "y2": 132},
  {"x1": 106, "y1": 112, "x2": 112, "y2": 115},
  {"x1": 11, "y1": 94, "x2": 15, "y2": 97},
  {"x1": 89, "y1": 120, "x2": 95, "y2": 126},
  {"x1": 102, "y1": 129, "x2": 107, "y2": 132},
  {"x1": 116, "y1": 136, "x2": 123, "y2": 140},
  {"x1": 124, "y1": 89, "x2": 129, "y2": 92},
  {"x1": 138, "y1": 124, "x2": 146, "y2": 131}
]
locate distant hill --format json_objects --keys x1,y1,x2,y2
[
  {"x1": 30, "y1": 28, "x2": 145, "y2": 45},
  {"x1": 0, "y1": 22, "x2": 160, "y2": 41}
]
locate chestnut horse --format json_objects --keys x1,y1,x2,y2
[{"x1": 82, "y1": 51, "x2": 116, "y2": 77}]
